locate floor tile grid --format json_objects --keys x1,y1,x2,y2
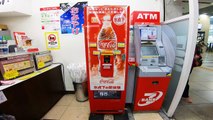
[
  {"x1": 43, "y1": 94, "x2": 166, "y2": 120},
  {"x1": 42, "y1": 94, "x2": 76, "y2": 120},
  {"x1": 174, "y1": 52, "x2": 213, "y2": 120}
]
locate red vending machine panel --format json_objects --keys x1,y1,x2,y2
[
  {"x1": 100, "y1": 52, "x2": 114, "y2": 77},
  {"x1": 134, "y1": 77, "x2": 171, "y2": 111},
  {"x1": 84, "y1": 6, "x2": 129, "y2": 114}
]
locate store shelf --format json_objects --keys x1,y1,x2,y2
[
  {"x1": 0, "y1": 64, "x2": 65, "y2": 120},
  {"x1": 0, "y1": 47, "x2": 7, "y2": 49},
  {"x1": 0, "y1": 64, "x2": 61, "y2": 91},
  {"x1": 0, "y1": 11, "x2": 31, "y2": 17}
]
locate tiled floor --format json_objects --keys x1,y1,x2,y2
[
  {"x1": 42, "y1": 94, "x2": 163, "y2": 120},
  {"x1": 174, "y1": 52, "x2": 213, "y2": 120},
  {"x1": 43, "y1": 53, "x2": 213, "y2": 120},
  {"x1": 42, "y1": 94, "x2": 90, "y2": 120}
]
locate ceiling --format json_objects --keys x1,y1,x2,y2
[{"x1": 181, "y1": 0, "x2": 213, "y2": 16}]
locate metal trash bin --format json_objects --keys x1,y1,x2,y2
[
  {"x1": 73, "y1": 81, "x2": 88, "y2": 102},
  {"x1": 67, "y1": 63, "x2": 88, "y2": 102}
]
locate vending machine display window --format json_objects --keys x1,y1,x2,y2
[
  {"x1": 94, "y1": 91, "x2": 121, "y2": 99},
  {"x1": 104, "y1": 55, "x2": 110, "y2": 63}
]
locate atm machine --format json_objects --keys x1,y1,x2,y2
[{"x1": 133, "y1": 25, "x2": 176, "y2": 111}]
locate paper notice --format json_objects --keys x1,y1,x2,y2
[{"x1": 0, "y1": 91, "x2": 7, "y2": 104}]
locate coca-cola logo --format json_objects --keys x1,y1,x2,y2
[
  {"x1": 100, "y1": 79, "x2": 114, "y2": 84},
  {"x1": 98, "y1": 40, "x2": 116, "y2": 50}
]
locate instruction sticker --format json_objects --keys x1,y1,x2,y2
[{"x1": 0, "y1": 91, "x2": 7, "y2": 104}]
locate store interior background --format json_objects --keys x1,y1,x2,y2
[
  {"x1": 182, "y1": 0, "x2": 213, "y2": 52},
  {"x1": 168, "y1": 0, "x2": 213, "y2": 120},
  {"x1": 0, "y1": 0, "x2": 165, "y2": 91}
]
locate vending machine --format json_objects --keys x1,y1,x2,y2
[
  {"x1": 132, "y1": 11, "x2": 176, "y2": 111},
  {"x1": 84, "y1": 6, "x2": 129, "y2": 114}
]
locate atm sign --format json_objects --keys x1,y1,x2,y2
[{"x1": 131, "y1": 11, "x2": 160, "y2": 25}]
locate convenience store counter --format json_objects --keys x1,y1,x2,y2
[{"x1": 0, "y1": 64, "x2": 65, "y2": 120}]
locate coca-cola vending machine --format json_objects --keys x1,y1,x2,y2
[{"x1": 84, "y1": 6, "x2": 129, "y2": 114}]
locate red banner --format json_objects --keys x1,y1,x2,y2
[{"x1": 131, "y1": 11, "x2": 160, "y2": 25}]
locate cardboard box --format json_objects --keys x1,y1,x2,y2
[{"x1": 0, "y1": 24, "x2": 8, "y2": 30}]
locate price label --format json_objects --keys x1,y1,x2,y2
[
  {"x1": 40, "y1": 67, "x2": 50, "y2": 73},
  {"x1": 114, "y1": 50, "x2": 121, "y2": 55},
  {"x1": 89, "y1": 43, "x2": 97, "y2": 47},
  {"x1": 3, "y1": 70, "x2": 19, "y2": 80},
  {"x1": 93, "y1": 51, "x2": 100, "y2": 55},
  {"x1": 118, "y1": 43, "x2": 125, "y2": 48},
  {"x1": 19, "y1": 72, "x2": 39, "y2": 81},
  {"x1": 38, "y1": 62, "x2": 45, "y2": 69}
]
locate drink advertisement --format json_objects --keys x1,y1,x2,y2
[{"x1": 84, "y1": 6, "x2": 129, "y2": 91}]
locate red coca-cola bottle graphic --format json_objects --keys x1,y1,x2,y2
[
  {"x1": 97, "y1": 15, "x2": 117, "y2": 51},
  {"x1": 97, "y1": 15, "x2": 117, "y2": 77}
]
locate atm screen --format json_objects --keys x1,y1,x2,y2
[
  {"x1": 141, "y1": 46, "x2": 159, "y2": 56},
  {"x1": 140, "y1": 27, "x2": 157, "y2": 40}
]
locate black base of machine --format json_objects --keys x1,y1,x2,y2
[{"x1": 89, "y1": 110, "x2": 129, "y2": 120}]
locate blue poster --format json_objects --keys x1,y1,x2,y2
[{"x1": 60, "y1": 2, "x2": 87, "y2": 35}]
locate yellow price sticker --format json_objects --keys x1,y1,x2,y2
[
  {"x1": 19, "y1": 72, "x2": 39, "y2": 80},
  {"x1": 114, "y1": 50, "x2": 121, "y2": 55},
  {"x1": 38, "y1": 62, "x2": 45, "y2": 69},
  {"x1": 3, "y1": 70, "x2": 19, "y2": 80},
  {"x1": 167, "y1": 74, "x2": 172, "y2": 76},
  {"x1": 118, "y1": 43, "x2": 125, "y2": 48},
  {"x1": 40, "y1": 67, "x2": 50, "y2": 73},
  {"x1": 89, "y1": 43, "x2": 97, "y2": 47},
  {"x1": 93, "y1": 51, "x2": 100, "y2": 55}
]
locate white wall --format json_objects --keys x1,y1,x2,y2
[
  {"x1": 198, "y1": 14, "x2": 210, "y2": 57},
  {"x1": 199, "y1": 14, "x2": 210, "y2": 43},
  {"x1": 0, "y1": 0, "x2": 161, "y2": 91},
  {"x1": 165, "y1": 0, "x2": 183, "y2": 20},
  {"x1": 0, "y1": 0, "x2": 32, "y2": 16}
]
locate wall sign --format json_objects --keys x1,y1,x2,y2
[
  {"x1": 13, "y1": 32, "x2": 32, "y2": 50},
  {"x1": 40, "y1": 7, "x2": 60, "y2": 31},
  {"x1": 45, "y1": 32, "x2": 60, "y2": 50},
  {"x1": 131, "y1": 11, "x2": 160, "y2": 25},
  {"x1": 0, "y1": 0, "x2": 10, "y2": 5},
  {"x1": 60, "y1": 2, "x2": 87, "y2": 35}
]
